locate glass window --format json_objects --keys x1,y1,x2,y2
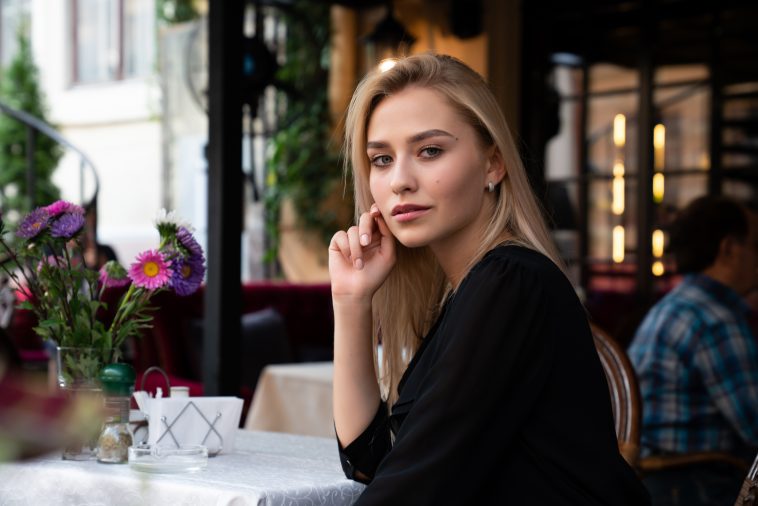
[
  {"x1": 123, "y1": 0, "x2": 154, "y2": 78},
  {"x1": 73, "y1": 0, "x2": 155, "y2": 84},
  {"x1": 75, "y1": 0, "x2": 119, "y2": 83},
  {"x1": 0, "y1": 0, "x2": 30, "y2": 67}
]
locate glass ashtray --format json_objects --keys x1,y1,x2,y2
[{"x1": 128, "y1": 444, "x2": 208, "y2": 473}]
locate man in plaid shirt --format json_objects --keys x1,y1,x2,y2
[{"x1": 629, "y1": 195, "x2": 758, "y2": 506}]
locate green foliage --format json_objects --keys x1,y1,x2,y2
[
  {"x1": 0, "y1": 203, "x2": 206, "y2": 377},
  {"x1": 0, "y1": 30, "x2": 62, "y2": 219},
  {"x1": 0, "y1": 212, "x2": 109, "y2": 362},
  {"x1": 157, "y1": 0, "x2": 199, "y2": 24},
  {"x1": 265, "y1": 0, "x2": 352, "y2": 263}
]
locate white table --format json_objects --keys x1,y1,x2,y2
[
  {"x1": 0, "y1": 429, "x2": 364, "y2": 505},
  {"x1": 245, "y1": 362, "x2": 335, "y2": 438}
]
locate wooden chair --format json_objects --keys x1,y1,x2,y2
[
  {"x1": 591, "y1": 325, "x2": 641, "y2": 466},
  {"x1": 734, "y1": 451, "x2": 758, "y2": 506}
]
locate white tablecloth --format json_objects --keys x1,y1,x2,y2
[
  {"x1": 245, "y1": 362, "x2": 335, "y2": 438},
  {"x1": 0, "y1": 429, "x2": 364, "y2": 505}
]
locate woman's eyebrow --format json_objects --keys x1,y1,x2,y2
[
  {"x1": 367, "y1": 129, "x2": 457, "y2": 150},
  {"x1": 407, "y1": 129, "x2": 456, "y2": 144}
]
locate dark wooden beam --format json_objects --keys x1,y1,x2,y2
[
  {"x1": 635, "y1": 0, "x2": 655, "y2": 305},
  {"x1": 204, "y1": 0, "x2": 244, "y2": 396}
]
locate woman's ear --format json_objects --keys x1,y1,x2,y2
[{"x1": 486, "y1": 147, "x2": 506, "y2": 185}]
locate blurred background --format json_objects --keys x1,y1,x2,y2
[{"x1": 1, "y1": 0, "x2": 757, "y2": 389}]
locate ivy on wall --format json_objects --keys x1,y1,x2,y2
[
  {"x1": 157, "y1": 0, "x2": 199, "y2": 24},
  {"x1": 265, "y1": 0, "x2": 352, "y2": 263}
]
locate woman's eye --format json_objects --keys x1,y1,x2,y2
[
  {"x1": 419, "y1": 146, "x2": 442, "y2": 158},
  {"x1": 370, "y1": 154, "x2": 393, "y2": 167}
]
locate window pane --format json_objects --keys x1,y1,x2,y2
[
  {"x1": 654, "y1": 85, "x2": 710, "y2": 171},
  {"x1": 589, "y1": 64, "x2": 638, "y2": 94},
  {"x1": 0, "y1": 0, "x2": 30, "y2": 67},
  {"x1": 76, "y1": 0, "x2": 119, "y2": 83},
  {"x1": 545, "y1": 93, "x2": 581, "y2": 180},
  {"x1": 654, "y1": 64, "x2": 708, "y2": 86},
  {"x1": 587, "y1": 92, "x2": 639, "y2": 176},
  {"x1": 123, "y1": 0, "x2": 154, "y2": 78}
]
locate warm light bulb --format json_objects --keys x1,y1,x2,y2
[
  {"x1": 654, "y1": 124, "x2": 665, "y2": 171},
  {"x1": 652, "y1": 229, "x2": 664, "y2": 258},
  {"x1": 614, "y1": 114, "x2": 626, "y2": 147},
  {"x1": 613, "y1": 226, "x2": 625, "y2": 263},
  {"x1": 652, "y1": 261, "x2": 665, "y2": 276},
  {"x1": 653, "y1": 173, "x2": 665, "y2": 203},
  {"x1": 612, "y1": 176, "x2": 625, "y2": 215},
  {"x1": 613, "y1": 161, "x2": 625, "y2": 177},
  {"x1": 378, "y1": 59, "x2": 397, "y2": 73}
]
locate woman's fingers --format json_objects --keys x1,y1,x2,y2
[
  {"x1": 346, "y1": 226, "x2": 364, "y2": 270},
  {"x1": 330, "y1": 205, "x2": 394, "y2": 272},
  {"x1": 358, "y1": 210, "x2": 375, "y2": 247},
  {"x1": 329, "y1": 230, "x2": 351, "y2": 260}
]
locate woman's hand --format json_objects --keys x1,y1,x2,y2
[{"x1": 329, "y1": 204, "x2": 396, "y2": 302}]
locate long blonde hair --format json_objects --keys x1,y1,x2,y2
[{"x1": 343, "y1": 53, "x2": 561, "y2": 404}]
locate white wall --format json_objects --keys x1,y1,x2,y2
[{"x1": 29, "y1": 0, "x2": 163, "y2": 266}]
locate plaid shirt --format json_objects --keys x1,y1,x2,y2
[{"x1": 628, "y1": 274, "x2": 758, "y2": 459}]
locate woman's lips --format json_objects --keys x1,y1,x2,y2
[{"x1": 391, "y1": 205, "x2": 430, "y2": 222}]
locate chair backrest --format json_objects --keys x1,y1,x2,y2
[
  {"x1": 592, "y1": 324, "x2": 641, "y2": 466},
  {"x1": 735, "y1": 451, "x2": 758, "y2": 506}
]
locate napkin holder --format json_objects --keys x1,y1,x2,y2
[{"x1": 133, "y1": 368, "x2": 243, "y2": 456}]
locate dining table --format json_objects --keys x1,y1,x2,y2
[
  {"x1": 0, "y1": 429, "x2": 365, "y2": 505},
  {"x1": 245, "y1": 362, "x2": 336, "y2": 438}
]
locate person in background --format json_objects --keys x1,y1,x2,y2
[
  {"x1": 629, "y1": 195, "x2": 758, "y2": 505},
  {"x1": 81, "y1": 203, "x2": 117, "y2": 270},
  {"x1": 329, "y1": 53, "x2": 649, "y2": 504}
]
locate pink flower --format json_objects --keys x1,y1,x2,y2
[
  {"x1": 45, "y1": 200, "x2": 84, "y2": 217},
  {"x1": 99, "y1": 261, "x2": 131, "y2": 288},
  {"x1": 37, "y1": 255, "x2": 61, "y2": 272},
  {"x1": 128, "y1": 250, "x2": 172, "y2": 290}
]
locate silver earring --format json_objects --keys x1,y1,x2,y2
[{"x1": 487, "y1": 182, "x2": 495, "y2": 193}]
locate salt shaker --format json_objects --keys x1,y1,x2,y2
[{"x1": 96, "y1": 363, "x2": 136, "y2": 464}]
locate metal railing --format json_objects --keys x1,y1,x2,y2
[{"x1": 0, "y1": 99, "x2": 99, "y2": 210}]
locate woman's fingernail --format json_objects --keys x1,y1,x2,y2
[
  {"x1": 360, "y1": 234, "x2": 369, "y2": 246},
  {"x1": 355, "y1": 258, "x2": 364, "y2": 270}
]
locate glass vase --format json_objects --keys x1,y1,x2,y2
[{"x1": 55, "y1": 346, "x2": 104, "y2": 460}]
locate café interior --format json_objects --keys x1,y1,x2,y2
[{"x1": 0, "y1": 0, "x2": 757, "y2": 503}]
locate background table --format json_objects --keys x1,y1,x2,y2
[
  {"x1": 245, "y1": 362, "x2": 335, "y2": 438},
  {"x1": 0, "y1": 429, "x2": 364, "y2": 505}
]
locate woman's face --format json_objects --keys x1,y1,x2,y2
[{"x1": 366, "y1": 86, "x2": 501, "y2": 252}]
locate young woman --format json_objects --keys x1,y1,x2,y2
[{"x1": 329, "y1": 54, "x2": 650, "y2": 504}]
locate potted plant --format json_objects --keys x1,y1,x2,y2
[{"x1": 0, "y1": 202, "x2": 205, "y2": 459}]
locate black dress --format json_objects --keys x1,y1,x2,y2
[{"x1": 339, "y1": 245, "x2": 650, "y2": 505}]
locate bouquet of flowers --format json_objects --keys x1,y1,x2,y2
[{"x1": 0, "y1": 201, "x2": 205, "y2": 385}]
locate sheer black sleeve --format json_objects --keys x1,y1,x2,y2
[{"x1": 337, "y1": 400, "x2": 392, "y2": 483}]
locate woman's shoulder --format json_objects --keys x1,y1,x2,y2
[
  {"x1": 459, "y1": 244, "x2": 575, "y2": 302},
  {"x1": 472, "y1": 244, "x2": 562, "y2": 281}
]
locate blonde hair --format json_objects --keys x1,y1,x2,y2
[{"x1": 343, "y1": 53, "x2": 561, "y2": 405}]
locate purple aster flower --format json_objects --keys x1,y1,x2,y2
[
  {"x1": 45, "y1": 200, "x2": 84, "y2": 217},
  {"x1": 16, "y1": 208, "x2": 50, "y2": 238},
  {"x1": 99, "y1": 260, "x2": 131, "y2": 288},
  {"x1": 176, "y1": 227, "x2": 204, "y2": 257},
  {"x1": 169, "y1": 254, "x2": 205, "y2": 296},
  {"x1": 50, "y1": 212, "x2": 85, "y2": 238}
]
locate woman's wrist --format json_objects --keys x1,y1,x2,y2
[{"x1": 332, "y1": 294, "x2": 373, "y2": 311}]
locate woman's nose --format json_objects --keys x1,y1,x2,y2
[{"x1": 389, "y1": 158, "x2": 417, "y2": 194}]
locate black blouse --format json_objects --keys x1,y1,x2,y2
[{"x1": 338, "y1": 246, "x2": 650, "y2": 505}]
